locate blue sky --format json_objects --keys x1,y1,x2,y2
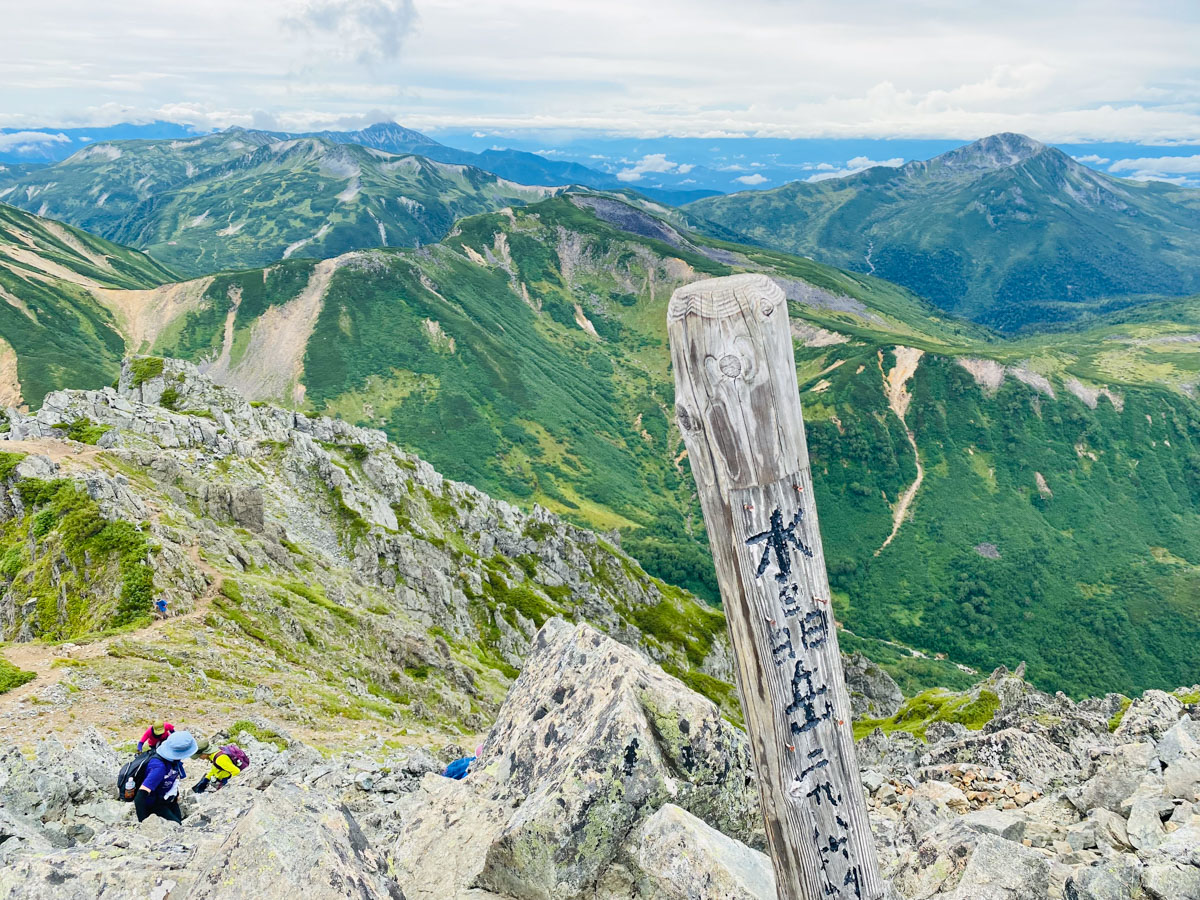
[{"x1": 4, "y1": 0, "x2": 1200, "y2": 186}]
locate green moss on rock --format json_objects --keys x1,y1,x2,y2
[
  {"x1": 129, "y1": 356, "x2": 165, "y2": 387},
  {"x1": 854, "y1": 687, "x2": 1000, "y2": 741},
  {"x1": 1108, "y1": 696, "x2": 1133, "y2": 732}
]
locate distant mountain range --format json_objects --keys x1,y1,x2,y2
[
  {"x1": 0, "y1": 130, "x2": 568, "y2": 275},
  {"x1": 0, "y1": 122, "x2": 202, "y2": 163},
  {"x1": 0, "y1": 122, "x2": 717, "y2": 206},
  {"x1": 245, "y1": 123, "x2": 719, "y2": 205},
  {"x1": 4, "y1": 194, "x2": 1200, "y2": 696},
  {"x1": 685, "y1": 134, "x2": 1200, "y2": 330}
]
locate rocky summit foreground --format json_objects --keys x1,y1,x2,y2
[
  {"x1": 1, "y1": 616, "x2": 1199, "y2": 899},
  {"x1": 0, "y1": 360, "x2": 1198, "y2": 899}
]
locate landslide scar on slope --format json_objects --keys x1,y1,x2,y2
[
  {"x1": 0, "y1": 336, "x2": 24, "y2": 410},
  {"x1": 877, "y1": 347, "x2": 924, "y2": 555},
  {"x1": 90, "y1": 277, "x2": 216, "y2": 353},
  {"x1": 202, "y1": 256, "x2": 341, "y2": 405}
]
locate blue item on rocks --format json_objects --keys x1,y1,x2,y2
[{"x1": 442, "y1": 755, "x2": 475, "y2": 779}]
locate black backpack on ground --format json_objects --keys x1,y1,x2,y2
[{"x1": 116, "y1": 750, "x2": 155, "y2": 801}]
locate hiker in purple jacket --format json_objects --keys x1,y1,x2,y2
[{"x1": 136, "y1": 731, "x2": 197, "y2": 824}]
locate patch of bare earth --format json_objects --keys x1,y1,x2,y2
[
  {"x1": 0, "y1": 336, "x2": 23, "y2": 408},
  {"x1": 38, "y1": 220, "x2": 117, "y2": 274},
  {"x1": 210, "y1": 283, "x2": 243, "y2": 371},
  {"x1": 1, "y1": 244, "x2": 106, "y2": 288},
  {"x1": 877, "y1": 347, "x2": 925, "y2": 555},
  {"x1": 791, "y1": 320, "x2": 850, "y2": 348},
  {"x1": 91, "y1": 277, "x2": 215, "y2": 352},
  {"x1": 203, "y1": 257, "x2": 340, "y2": 405}
]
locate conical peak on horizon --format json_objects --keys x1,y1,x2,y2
[{"x1": 932, "y1": 132, "x2": 1048, "y2": 168}]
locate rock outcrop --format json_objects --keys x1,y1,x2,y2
[
  {"x1": 392, "y1": 619, "x2": 760, "y2": 899},
  {"x1": 3, "y1": 615, "x2": 1198, "y2": 900},
  {"x1": 0, "y1": 357, "x2": 740, "y2": 744},
  {"x1": 845, "y1": 651, "x2": 904, "y2": 718}
]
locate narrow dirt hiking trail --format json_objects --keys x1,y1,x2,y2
[
  {"x1": 877, "y1": 347, "x2": 925, "y2": 555},
  {"x1": 1, "y1": 438, "x2": 108, "y2": 465},
  {"x1": 0, "y1": 543, "x2": 222, "y2": 715}
]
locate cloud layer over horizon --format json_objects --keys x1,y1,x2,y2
[{"x1": 4, "y1": 0, "x2": 1200, "y2": 147}]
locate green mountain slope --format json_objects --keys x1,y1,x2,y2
[
  {"x1": 0, "y1": 133, "x2": 562, "y2": 275},
  {"x1": 0, "y1": 132, "x2": 276, "y2": 236},
  {"x1": 129, "y1": 195, "x2": 1200, "y2": 696},
  {"x1": 6, "y1": 192, "x2": 1200, "y2": 697},
  {"x1": 684, "y1": 134, "x2": 1200, "y2": 331},
  {"x1": 0, "y1": 203, "x2": 176, "y2": 407}
]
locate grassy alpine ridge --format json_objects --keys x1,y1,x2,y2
[
  {"x1": 0, "y1": 203, "x2": 177, "y2": 407},
  {"x1": 684, "y1": 133, "x2": 1200, "y2": 332},
  {"x1": 6, "y1": 192, "x2": 1200, "y2": 696},
  {"x1": 0, "y1": 132, "x2": 563, "y2": 275}
]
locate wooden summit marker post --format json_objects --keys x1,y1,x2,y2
[{"x1": 668, "y1": 273, "x2": 885, "y2": 900}]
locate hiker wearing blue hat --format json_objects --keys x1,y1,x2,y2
[{"x1": 135, "y1": 730, "x2": 197, "y2": 824}]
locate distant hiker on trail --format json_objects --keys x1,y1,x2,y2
[
  {"x1": 135, "y1": 731, "x2": 197, "y2": 824},
  {"x1": 137, "y1": 721, "x2": 175, "y2": 752},
  {"x1": 192, "y1": 739, "x2": 250, "y2": 793},
  {"x1": 154, "y1": 598, "x2": 168, "y2": 617}
]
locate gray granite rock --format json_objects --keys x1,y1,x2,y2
[{"x1": 625, "y1": 804, "x2": 776, "y2": 900}]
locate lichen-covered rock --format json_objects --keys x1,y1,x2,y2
[
  {"x1": 1113, "y1": 691, "x2": 1183, "y2": 742},
  {"x1": 1142, "y1": 862, "x2": 1200, "y2": 900},
  {"x1": 473, "y1": 619, "x2": 759, "y2": 899},
  {"x1": 947, "y1": 832, "x2": 1050, "y2": 900},
  {"x1": 1068, "y1": 742, "x2": 1157, "y2": 814},
  {"x1": 1123, "y1": 785, "x2": 1170, "y2": 852},
  {"x1": 1088, "y1": 808, "x2": 1133, "y2": 852},
  {"x1": 0, "y1": 807, "x2": 51, "y2": 865},
  {"x1": 1158, "y1": 718, "x2": 1200, "y2": 802},
  {"x1": 856, "y1": 727, "x2": 924, "y2": 778},
  {"x1": 901, "y1": 781, "x2": 970, "y2": 843},
  {"x1": 1143, "y1": 819, "x2": 1200, "y2": 868},
  {"x1": 844, "y1": 651, "x2": 903, "y2": 718},
  {"x1": 1157, "y1": 717, "x2": 1200, "y2": 764},
  {"x1": 1064, "y1": 855, "x2": 1143, "y2": 900},
  {"x1": 624, "y1": 804, "x2": 775, "y2": 900},
  {"x1": 390, "y1": 774, "x2": 511, "y2": 900},
  {"x1": 926, "y1": 727, "x2": 1077, "y2": 790},
  {"x1": 187, "y1": 781, "x2": 403, "y2": 899},
  {"x1": 0, "y1": 780, "x2": 404, "y2": 900},
  {"x1": 891, "y1": 820, "x2": 983, "y2": 898}
]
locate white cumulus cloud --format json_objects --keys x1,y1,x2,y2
[
  {"x1": 1108, "y1": 154, "x2": 1200, "y2": 185},
  {"x1": 1073, "y1": 153, "x2": 1110, "y2": 165},
  {"x1": 6, "y1": 0, "x2": 1200, "y2": 142},
  {"x1": 735, "y1": 173, "x2": 768, "y2": 185},
  {"x1": 806, "y1": 156, "x2": 904, "y2": 182},
  {"x1": 616, "y1": 153, "x2": 690, "y2": 182},
  {"x1": 0, "y1": 131, "x2": 70, "y2": 153},
  {"x1": 284, "y1": 0, "x2": 418, "y2": 65}
]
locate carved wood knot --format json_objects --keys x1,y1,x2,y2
[
  {"x1": 718, "y1": 354, "x2": 742, "y2": 378},
  {"x1": 675, "y1": 404, "x2": 700, "y2": 433}
]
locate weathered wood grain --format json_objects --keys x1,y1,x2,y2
[{"x1": 668, "y1": 273, "x2": 885, "y2": 900}]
